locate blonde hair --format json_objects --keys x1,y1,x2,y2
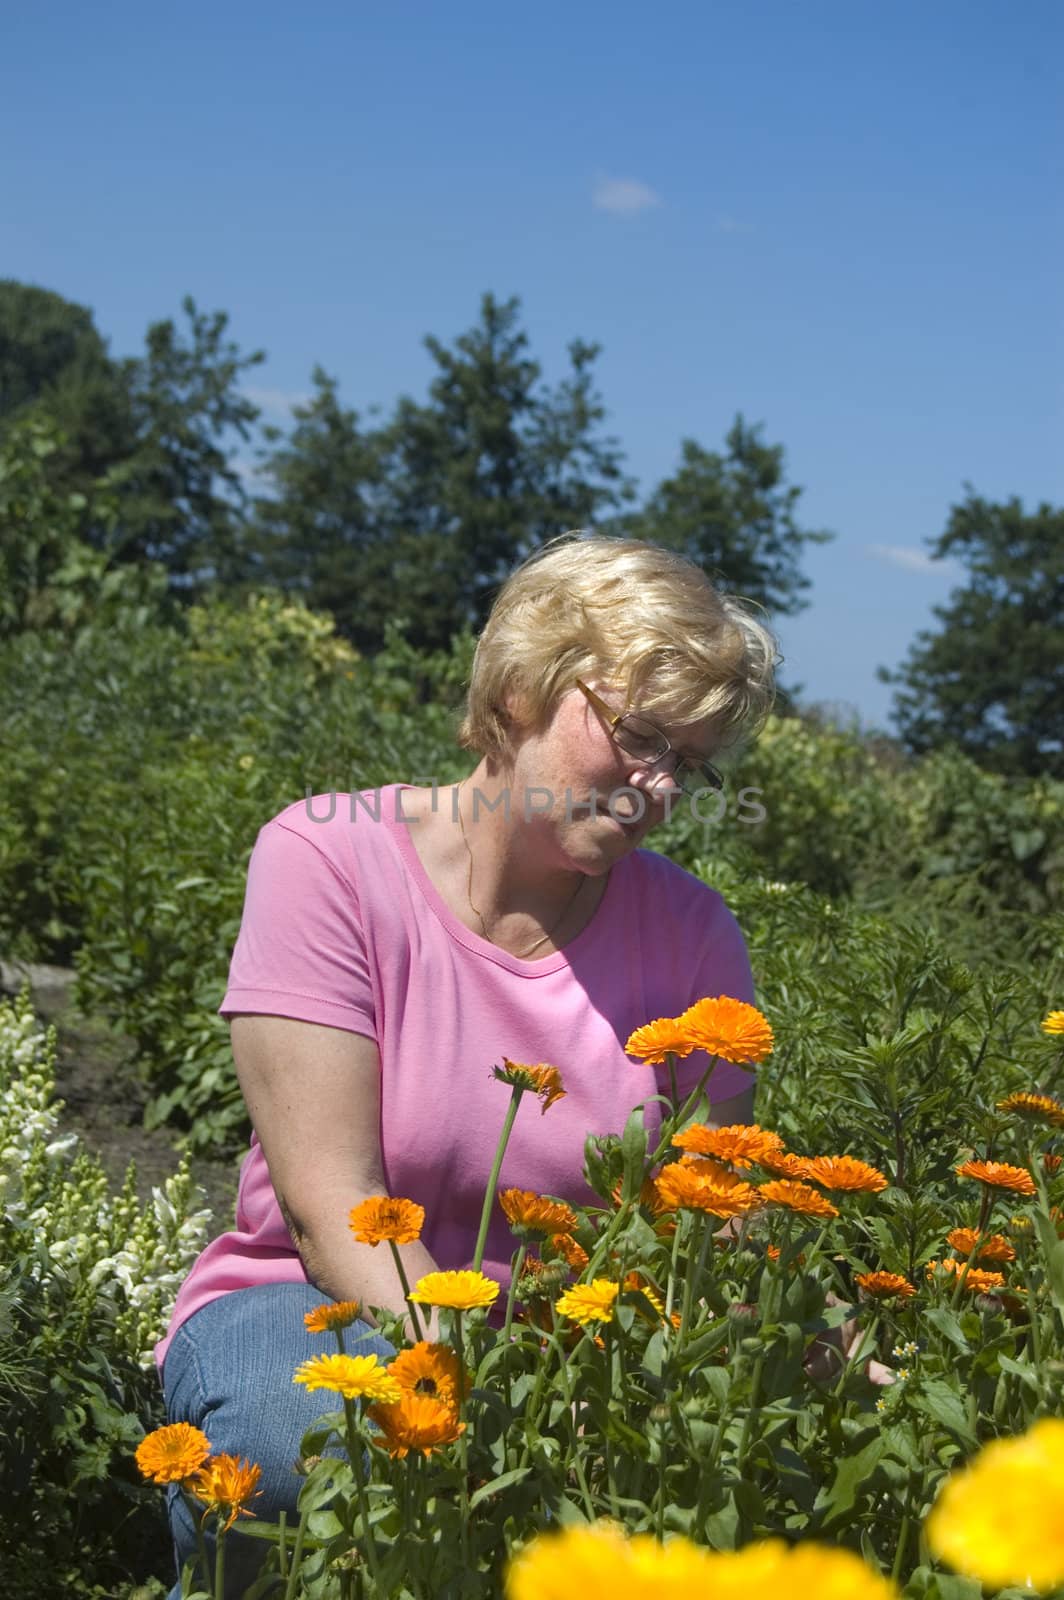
[{"x1": 457, "y1": 532, "x2": 779, "y2": 764}]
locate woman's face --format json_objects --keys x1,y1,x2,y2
[{"x1": 500, "y1": 682, "x2": 718, "y2": 876}]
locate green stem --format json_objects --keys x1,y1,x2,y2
[
  {"x1": 602, "y1": 1324, "x2": 621, "y2": 1519},
  {"x1": 892, "y1": 1513, "x2": 912, "y2": 1585},
  {"x1": 503, "y1": 1243, "x2": 528, "y2": 1343},
  {"x1": 184, "y1": 1494, "x2": 212, "y2": 1598},
  {"x1": 664, "y1": 1211, "x2": 684, "y2": 1326},
  {"x1": 388, "y1": 1238, "x2": 424, "y2": 1338},
  {"x1": 283, "y1": 1500, "x2": 310, "y2": 1600},
  {"x1": 680, "y1": 1215, "x2": 704, "y2": 1340},
  {"x1": 453, "y1": 1310, "x2": 473, "y2": 1569},
  {"x1": 343, "y1": 1397, "x2": 382, "y2": 1593},
  {"x1": 473, "y1": 1087, "x2": 523, "y2": 1271},
  {"x1": 213, "y1": 1524, "x2": 225, "y2": 1600},
  {"x1": 553, "y1": 1340, "x2": 596, "y2": 1519},
  {"x1": 650, "y1": 1060, "x2": 719, "y2": 1164}
]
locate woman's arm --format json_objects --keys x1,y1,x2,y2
[{"x1": 231, "y1": 1014, "x2": 441, "y2": 1336}]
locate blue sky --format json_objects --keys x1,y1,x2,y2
[{"x1": 3, "y1": 1, "x2": 1061, "y2": 728}]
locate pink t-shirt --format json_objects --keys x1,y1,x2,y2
[{"x1": 156, "y1": 785, "x2": 755, "y2": 1367}]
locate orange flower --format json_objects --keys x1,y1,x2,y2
[
  {"x1": 946, "y1": 1227, "x2": 1016, "y2": 1264},
  {"x1": 956, "y1": 1160, "x2": 1036, "y2": 1196},
  {"x1": 499, "y1": 1189, "x2": 579, "y2": 1235},
  {"x1": 135, "y1": 1423, "x2": 211, "y2": 1485},
  {"x1": 387, "y1": 1342, "x2": 467, "y2": 1410},
  {"x1": 676, "y1": 996, "x2": 775, "y2": 1065},
  {"x1": 997, "y1": 1091, "x2": 1064, "y2": 1127},
  {"x1": 671, "y1": 1123, "x2": 786, "y2": 1168},
  {"x1": 184, "y1": 1454, "x2": 263, "y2": 1533},
  {"x1": 928, "y1": 1259, "x2": 1007, "y2": 1295},
  {"x1": 758, "y1": 1180, "x2": 839, "y2": 1219},
  {"x1": 367, "y1": 1393, "x2": 466, "y2": 1458},
  {"x1": 625, "y1": 1016, "x2": 698, "y2": 1063},
  {"x1": 304, "y1": 1299, "x2": 362, "y2": 1333},
  {"x1": 349, "y1": 1196, "x2": 425, "y2": 1246},
  {"x1": 802, "y1": 1155, "x2": 889, "y2": 1194},
  {"x1": 853, "y1": 1271, "x2": 917, "y2": 1300},
  {"x1": 757, "y1": 1149, "x2": 811, "y2": 1179},
  {"x1": 1046, "y1": 1153, "x2": 1063, "y2": 1175},
  {"x1": 655, "y1": 1161, "x2": 762, "y2": 1219},
  {"x1": 548, "y1": 1232, "x2": 589, "y2": 1270},
  {"x1": 493, "y1": 1059, "x2": 566, "y2": 1113}
]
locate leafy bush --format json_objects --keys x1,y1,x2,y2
[{"x1": 0, "y1": 988, "x2": 211, "y2": 1596}]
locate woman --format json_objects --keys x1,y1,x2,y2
[{"x1": 157, "y1": 534, "x2": 777, "y2": 1594}]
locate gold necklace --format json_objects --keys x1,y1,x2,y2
[{"x1": 455, "y1": 781, "x2": 588, "y2": 959}]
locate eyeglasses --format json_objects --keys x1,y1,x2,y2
[{"x1": 575, "y1": 679, "x2": 724, "y2": 795}]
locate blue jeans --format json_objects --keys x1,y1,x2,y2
[{"x1": 161, "y1": 1283, "x2": 394, "y2": 1599}]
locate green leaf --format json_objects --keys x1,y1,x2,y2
[
  {"x1": 469, "y1": 1465, "x2": 531, "y2": 1509},
  {"x1": 815, "y1": 1434, "x2": 887, "y2": 1528}
]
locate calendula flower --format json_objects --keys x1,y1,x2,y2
[
  {"x1": 946, "y1": 1227, "x2": 1016, "y2": 1264},
  {"x1": 927, "y1": 1259, "x2": 1007, "y2": 1295},
  {"x1": 506, "y1": 1526, "x2": 899, "y2": 1600},
  {"x1": 1041, "y1": 1011, "x2": 1064, "y2": 1037},
  {"x1": 409, "y1": 1270, "x2": 500, "y2": 1311},
  {"x1": 676, "y1": 996, "x2": 775, "y2": 1065},
  {"x1": 366, "y1": 1393, "x2": 466, "y2": 1459},
  {"x1": 625, "y1": 1016, "x2": 698, "y2": 1063},
  {"x1": 758, "y1": 1179, "x2": 839, "y2": 1219},
  {"x1": 387, "y1": 1342, "x2": 467, "y2": 1410},
  {"x1": 655, "y1": 1161, "x2": 762, "y2": 1219},
  {"x1": 926, "y1": 1417, "x2": 1064, "y2": 1590},
  {"x1": 304, "y1": 1299, "x2": 362, "y2": 1333},
  {"x1": 996, "y1": 1090, "x2": 1064, "y2": 1127},
  {"x1": 956, "y1": 1160, "x2": 1036, "y2": 1196},
  {"x1": 548, "y1": 1232, "x2": 589, "y2": 1270},
  {"x1": 1046, "y1": 1153, "x2": 1063, "y2": 1175},
  {"x1": 671, "y1": 1122, "x2": 785, "y2": 1168},
  {"x1": 757, "y1": 1149, "x2": 811, "y2": 1179},
  {"x1": 185, "y1": 1454, "x2": 263, "y2": 1533},
  {"x1": 555, "y1": 1279, "x2": 620, "y2": 1326},
  {"x1": 854, "y1": 1271, "x2": 917, "y2": 1300},
  {"x1": 623, "y1": 1271, "x2": 665, "y2": 1317},
  {"x1": 493, "y1": 1059, "x2": 566, "y2": 1113},
  {"x1": 802, "y1": 1155, "x2": 889, "y2": 1193},
  {"x1": 135, "y1": 1422, "x2": 211, "y2": 1485},
  {"x1": 499, "y1": 1189, "x2": 579, "y2": 1235},
  {"x1": 348, "y1": 1195, "x2": 425, "y2": 1246},
  {"x1": 293, "y1": 1352, "x2": 402, "y2": 1402}
]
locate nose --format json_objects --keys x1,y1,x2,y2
[{"x1": 626, "y1": 760, "x2": 683, "y2": 799}]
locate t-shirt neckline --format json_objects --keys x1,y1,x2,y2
[{"x1": 381, "y1": 783, "x2": 617, "y2": 976}]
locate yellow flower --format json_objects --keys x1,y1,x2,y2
[
  {"x1": 493, "y1": 1059, "x2": 566, "y2": 1112},
  {"x1": 676, "y1": 996, "x2": 775, "y2": 1065},
  {"x1": 304, "y1": 1299, "x2": 362, "y2": 1333},
  {"x1": 387, "y1": 1342, "x2": 467, "y2": 1410},
  {"x1": 293, "y1": 1352, "x2": 402, "y2": 1402},
  {"x1": 956, "y1": 1160, "x2": 1036, "y2": 1196},
  {"x1": 184, "y1": 1454, "x2": 263, "y2": 1533},
  {"x1": 802, "y1": 1155, "x2": 889, "y2": 1194},
  {"x1": 135, "y1": 1423, "x2": 211, "y2": 1484},
  {"x1": 671, "y1": 1122, "x2": 785, "y2": 1168},
  {"x1": 623, "y1": 1271, "x2": 666, "y2": 1317},
  {"x1": 500, "y1": 1189, "x2": 579, "y2": 1235},
  {"x1": 853, "y1": 1271, "x2": 917, "y2": 1300},
  {"x1": 348, "y1": 1195, "x2": 425, "y2": 1246},
  {"x1": 996, "y1": 1090, "x2": 1064, "y2": 1127},
  {"x1": 926, "y1": 1417, "x2": 1064, "y2": 1590},
  {"x1": 1041, "y1": 1011, "x2": 1064, "y2": 1036},
  {"x1": 759, "y1": 1179, "x2": 839, "y2": 1219},
  {"x1": 555, "y1": 1279, "x2": 620, "y2": 1326},
  {"x1": 625, "y1": 1016, "x2": 698, "y2": 1063},
  {"x1": 366, "y1": 1393, "x2": 466, "y2": 1458},
  {"x1": 409, "y1": 1270, "x2": 500, "y2": 1311},
  {"x1": 945, "y1": 1227, "x2": 1016, "y2": 1264},
  {"x1": 506, "y1": 1526, "x2": 899, "y2": 1600}
]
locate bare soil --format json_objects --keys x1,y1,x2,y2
[{"x1": 1, "y1": 959, "x2": 239, "y2": 1234}]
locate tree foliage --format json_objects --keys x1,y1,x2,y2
[
  {"x1": 624, "y1": 417, "x2": 833, "y2": 615},
  {"x1": 882, "y1": 491, "x2": 1064, "y2": 777}
]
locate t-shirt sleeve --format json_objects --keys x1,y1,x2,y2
[
  {"x1": 671, "y1": 897, "x2": 758, "y2": 1108},
  {"x1": 219, "y1": 818, "x2": 377, "y2": 1038}
]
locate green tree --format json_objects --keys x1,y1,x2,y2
[
  {"x1": 252, "y1": 294, "x2": 633, "y2": 651},
  {"x1": 625, "y1": 417, "x2": 832, "y2": 615},
  {"x1": 880, "y1": 490, "x2": 1064, "y2": 777}
]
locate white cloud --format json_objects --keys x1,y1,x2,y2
[
  {"x1": 592, "y1": 176, "x2": 662, "y2": 216},
  {"x1": 244, "y1": 384, "x2": 310, "y2": 420},
  {"x1": 867, "y1": 544, "x2": 957, "y2": 576}
]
